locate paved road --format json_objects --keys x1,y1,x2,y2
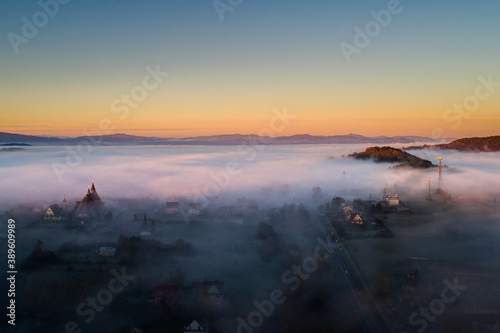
[{"x1": 309, "y1": 208, "x2": 390, "y2": 333}]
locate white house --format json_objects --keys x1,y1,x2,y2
[
  {"x1": 206, "y1": 284, "x2": 223, "y2": 305},
  {"x1": 385, "y1": 195, "x2": 400, "y2": 206},
  {"x1": 184, "y1": 319, "x2": 209, "y2": 333},
  {"x1": 139, "y1": 224, "x2": 153, "y2": 237},
  {"x1": 139, "y1": 215, "x2": 154, "y2": 237}
]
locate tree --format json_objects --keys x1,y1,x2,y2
[
  {"x1": 33, "y1": 239, "x2": 43, "y2": 258},
  {"x1": 332, "y1": 196, "x2": 346, "y2": 207},
  {"x1": 21, "y1": 239, "x2": 57, "y2": 271},
  {"x1": 117, "y1": 234, "x2": 129, "y2": 249},
  {"x1": 312, "y1": 186, "x2": 323, "y2": 202},
  {"x1": 372, "y1": 272, "x2": 388, "y2": 299},
  {"x1": 168, "y1": 268, "x2": 186, "y2": 286}
]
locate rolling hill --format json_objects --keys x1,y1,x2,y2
[
  {"x1": 349, "y1": 146, "x2": 434, "y2": 168},
  {"x1": 404, "y1": 135, "x2": 500, "y2": 152}
]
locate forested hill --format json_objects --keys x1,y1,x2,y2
[
  {"x1": 405, "y1": 136, "x2": 500, "y2": 152},
  {"x1": 349, "y1": 146, "x2": 434, "y2": 168}
]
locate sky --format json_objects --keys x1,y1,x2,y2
[{"x1": 1, "y1": 0, "x2": 500, "y2": 138}]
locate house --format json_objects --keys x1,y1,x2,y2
[
  {"x1": 182, "y1": 202, "x2": 202, "y2": 216},
  {"x1": 139, "y1": 215, "x2": 155, "y2": 237},
  {"x1": 98, "y1": 247, "x2": 116, "y2": 256},
  {"x1": 165, "y1": 201, "x2": 180, "y2": 214},
  {"x1": 74, "y1": 180, "x2": 104, "y2": 218},
  {"x1": 203, "y1": 280, "x2": 224, "y2": 306},
  {"x1": 184, "y1": 278, "x2": 224, "y2": 306},
  {"x1": 247, "y1": 205, "x2": 259, "y2": 215},
  {"x1": 184, "y1": 317, "x2": 209, "y2": 333},
  {"x1": 139, "y1": 225, "x2": 153, "y2": 237},
  {"x1": 385, "y1": 194, "x2": 400, "y2": 206},
  {"x1": 206, "y1": 284, "x2": 222, "y2": 305},
  {"x1": 348, "y1": 212, "x2": 363, "y2": 225},
  {"x1": 153, "y1": 285, "x2": 178, "y2": 306},
  {"x1": 44, "y1": 204, "x2": 64, "y2": 221},
  {"x1": 341, "y1": 205, "x2": 354, "y2": 216},
  {"x1": 237, "y1": 197, "x2": 252, "y2": 207}
]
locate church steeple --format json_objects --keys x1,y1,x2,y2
[
  {"x1": 87, "y1": 185, "x2": 91, "y2": 194},
  {"x1": 91, "y1": 179, "x2": 96, "y2": 193}
]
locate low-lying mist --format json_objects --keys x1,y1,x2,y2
[{"x1": 1, "y1": 143, "x2": 499, "y2": 209}]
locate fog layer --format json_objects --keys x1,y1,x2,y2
[{"x1": 1, "y1": 144, "x2": 499, "y2": 208}]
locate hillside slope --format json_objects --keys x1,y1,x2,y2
[
  {"x1": 404, "y1": 135, "x2": 500, "y2": 152},
  {"x1": 349, "y1": 146, "x2": 434, "y2": 168}
]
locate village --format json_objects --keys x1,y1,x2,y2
[
  {"x1": 3, "y1": 180, "x2": 342, "y2": 332},
  {"x1": 2, "y1": 177, "x2": 499, "y2": 333}
]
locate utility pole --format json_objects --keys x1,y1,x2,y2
[
  {"x1": 437, "y1": 157, "x2": 443, "y2": 189},
  {"x1": 427, "y1": 178, "x2": 432, "y2": 200}
]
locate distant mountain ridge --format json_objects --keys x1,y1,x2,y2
[
  {"x1": 0, "y1": 131, "x2": 438, "y2": 146},
  {"x1": 404, "y1": 135, "x2": 500, "y2": 152},
  {"x1": 0, "y1": 143, "x2": 32, "y2": 146}
]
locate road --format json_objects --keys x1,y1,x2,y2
[{"x1": 309, "y1": 208, "x2": 393, "y2": 333}]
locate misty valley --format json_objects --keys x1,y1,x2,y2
[{"x1": 1, "y1": 144, "x2": 500, "y2": 333}]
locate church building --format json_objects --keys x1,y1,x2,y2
[{"x1": 74, "y1": 180, "x2": 104, "y2": 218}]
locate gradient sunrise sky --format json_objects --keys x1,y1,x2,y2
[{"x1": 1, "y1": 0, "x2": 500, "y2": 138}]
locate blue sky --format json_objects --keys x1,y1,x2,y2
[{"x1": 1, "y1": 0, "x2": 500, "y2": 137}]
